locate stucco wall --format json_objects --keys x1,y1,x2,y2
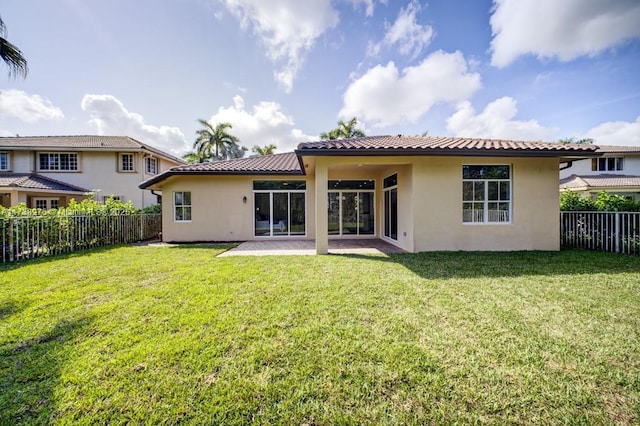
[
  {"x1": 158, "y1": 155, "x2": 560, "y2": 251},
  {"x1": 411, "y1": 156, "x2": 559, "y2": 251}
]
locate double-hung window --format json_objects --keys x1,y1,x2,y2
[
  {"x1": 145, "y1": 157, "x2": 158, "y2": 175},
  {"x1": 0, "y1": 152, "x2": 8, "y2": 171},
  {"x1": 39, "y1": 153, "x2": 78, "y2": 171},
  {"x1": 120, "y1": 153, "x2": 134, "y2": 172},
  {"x1": 463, "y1": 165, "x2": 511, "y2": 223},
  {"x1": 174, "y1": 191, "x2": 192, "y2": 222}
]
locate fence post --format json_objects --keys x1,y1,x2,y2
[{"x1": 615, "y1": 212, "x2": 620, "y2": 253}]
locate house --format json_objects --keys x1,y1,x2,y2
[
  {"x1": 560, "y1": 145, "x2": 640, "y2": 201},
  {"x1": 140, "y1": 135, "x2": 598, "y2": 253},
  {"x1": 0, "y1": 135, "x2": 185, "y2": 209}
]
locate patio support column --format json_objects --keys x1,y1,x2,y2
[{"x1": 315, "y1": 159, "x2": 328, "y2": 254}]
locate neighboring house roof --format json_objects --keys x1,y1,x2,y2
[
  {"x1": 296, "y1": 135, "x2": 599, "y2": 157},
  {"x1": 0, "y1": 135, "x2": 186, "y2": 164},
  {"x1": 560, "y1": 174, "x2": 640, "y2": 191},
  {"x1": 140, "y1": 136, "x2": 600, "y2": 189},
  {"x1": 0, "y1": 173, "x2": 90, "y2": 193},
  {"x1": 593, "y1": 145, "x2": 640, "y2": 154}
]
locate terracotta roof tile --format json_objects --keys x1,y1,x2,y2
[
  {"x1": 0, "y1": 173, "x2": 90, "y2": 193},
  {"x1": 297, "y1": 135, "x2": 598, "y2": 153},
  {"x1": 560, "y1": 174, "x2": 640, "y2": 190},
  {"x1": 169, "y1": 152, "x2": 301, "y2": 173}
]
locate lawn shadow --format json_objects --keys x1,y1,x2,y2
[
  {"x1": 0, "y1": 244, "x2": 132, "y2": 272},
  {"x1": 337, "y1": 249, "x2": 640, "y2": 279},
  {"x1": 0, "y1": 316, "x2": 93, "y2": 424},
  {"x1": 0, "y1": 300, "x2": 26, "y2": 321}
]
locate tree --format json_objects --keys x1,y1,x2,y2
[
  {"x1": 252, "y1": 144, "x2": 277, "y2": 155},
  {"x1": 0, "y1": 14, "x2": 28, "y2": 78},
  {"x1": 192, "y1": 120, "x2": 246, "y2": 162},
  {"x1": 320, "y1": 117, "x2": 366, "y2": 140},
  {"x1": 558, "y1": 137, "x2": 595, "y2": 145}
]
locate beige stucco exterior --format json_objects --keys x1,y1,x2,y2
[
  {"x1": 2, "y1": 149, "x2": 181, "y2": 208},
  {"x1": 157, "y1": 155, "x2": 561, "y2": 252}
]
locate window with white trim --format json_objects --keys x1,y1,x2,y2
[
  {"x1": 38, "y1": 153, "x2": 78, "y2": 171},
  {"x1": 463, "y1": 165, "x2": 511, "y2": 223},
  {"x1": 103, "y1": 195, "x2": 122, "y2": 203},
  {"x1": 174, "y1": 191, "x2": 192, "y2": 222},
  {"x1": 592, "y1": 157, "x2": 623, "y2": 171},
  {"x1": 0, "y1": 152, "x2": 8, "y2": 171},
  {"x1": 33, "y1": 198, "x2": 60, "y2": 210},
  {"x1": 119, "y1": 153, "x2": 134, "y2": 172},
  {"x1": 145, "y1": 157, "x2": 158, "y2": 175}
]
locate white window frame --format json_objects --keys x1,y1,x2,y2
[
  {"x1": 463, "y1": 165, "x2": 512, "y2": 224},
  {"x1": 174, "y1": 191, "x2": 192, "y2": 222},
  {"x1": 592, "y1": 157, "x2": 623, "y2": 172},
  {"x1": 145, "y1": 157, "x2": 158, "y2": 175},
  {"x1": 383, "y1": 173, "x2": 398, "y2": 241},
  {"x1": 38, "y1": 152, "x2": 79, "y2": 172},
  {"x1": 103, "y1": 195, "x2": 123, "y2": 203},
  {"x1": 33, "y1": 197, "x2": 60, "y2": 210},
  {"x1": 119, "y1": 153, "x2": 135, "y2": 172},
  {"x1": 0, "y1": 152, "x2": 9, "y2": 171}
]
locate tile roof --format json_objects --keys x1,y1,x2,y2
[
  {"x1": 595, "y1": 145, "x2": 640, "y2": 154},
  {"x1": 139, "y1": 152, "x2": 301, "y2": 189},
  {"x1": 0, "y1": 135, "x2": 185, "y2": 164},
  {"x1": 560, "y1": 174, "x2": 640, "y2": 191},
  {"x1": 297, "y1": 135, "x2": 599, "y2": 155},
  {"x1": 0, "y1": 173, "x2": 90, "y2": 193},
  {"x1": 170, "y1": 152, "x2": 301, "y2": 173}
]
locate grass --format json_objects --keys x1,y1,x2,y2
[{"x1": 0, "y1": 246, "x2": 639, "y2": 424}]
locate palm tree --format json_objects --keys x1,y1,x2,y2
[
  {"x1": 193, "y1": 120, "x2": 245, "y2": 162},
  {"x1": 320, "y1": 117, "x2": 366, "y2": 140},
  {"x1": 252, "y1": 144, "x2": 277, "y2": 155},
  {"x1": 181, "y1": 151, "x2": 207, "y2": 164},
  {"x1": 0, "y1": 15, "x2": 28, "y2": 78}
]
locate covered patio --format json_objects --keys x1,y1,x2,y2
[{"x1": 217, "y1": 239, "x2": 406, "y2": 257}]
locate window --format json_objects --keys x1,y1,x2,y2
[
  {"x1": 463, "y1": 165, "x2": 511, "y2": 223},
  {"x1": 0, "y1": 152, "x2": 8, "y2": 170},
  {"x1": 383, "y1": 174, "x2": 398, "y2": 240},
  {"x1": 174, "y1": 191, "x2": 192, "y2": 221},
  {"x1": 38, "y1": 153, "x2": 78, "y2": 171},
  {"x1": 33, "y1": 198, "x2": 59, "y2": 210},
  {"x1": 103, "y1": 195, "x2": 122, "y2": 203},
  {"x1": 592, "y1": 157, "x2": 623, "y2": 171},
  {"x1": 253, "y1": 181, "x2": 306, "y2": 237},
  {"x1": 145, "y1": 157, "x2": 158, "y2": 175},
  {"x1": 120, "y1": 153, "x2": 134, "y2": 172}
]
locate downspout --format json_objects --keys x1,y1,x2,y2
[{"x1": 559, "y1": 161, "x2": 573, "y2": 171}]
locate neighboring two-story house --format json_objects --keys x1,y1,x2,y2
[
  {"x1": 0, "y1": 135, "x2": 185, "y2": 209},
  {"x1": 560, "y1": 145, "x2": 640, "y2": 201}
]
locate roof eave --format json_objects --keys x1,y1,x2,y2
[
  {"x1": 295, "y1": 148, "x2": 601, "y2": 158},
  {"x1": 139, "y1": 169, "x2": 304, "y2": 189}
]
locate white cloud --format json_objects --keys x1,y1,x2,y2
[
  {"x1": 490, "y1": 0, "x2": 640, "y2": 67},
  {"x1": 584, "y1": 116, "x2": 640, "y2": 146},
  {"x1": 80, "y1": 94, "x2": 188, "y2": 156},
  {"x1": 446, "y1": 96, "x2": 556, "y2": 141},
  {"x1": 0, "y1": 89, "x2": 64, "y2": 123},
  {"x1": 208, "y1": 95, "x2": 314, "y2": 153},
  {"x1": 368, "y1": 0, "x2": 433, "y2": 58},
  {"x1": 340, "y1": 50, "x2": 481, "y2": 128},
  {"x1": 221, "y1": 0, "x2": 339, "y2": 92}
]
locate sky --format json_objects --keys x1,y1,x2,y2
[{"x1": 0, "y1": 0, "x2": 639, "y2": 157}]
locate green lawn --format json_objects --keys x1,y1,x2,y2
[{"x1": 1, "y1": 246, "x2": 639, "y2": 424}]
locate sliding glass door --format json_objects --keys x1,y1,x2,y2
[
  {"x1": 254, "y1": 181, "x2": 306, "y2": 237},
  {"x1": 327, "y1": 180, "x2": 375, "y2": 237}
]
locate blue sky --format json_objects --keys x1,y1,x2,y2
[{"x1": 1, "y1": 0, "x2": 639, "y2": 156}]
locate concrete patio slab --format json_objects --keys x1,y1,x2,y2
[{"x1": 217, "y1": 239, "x2": 405, "y2": 257}]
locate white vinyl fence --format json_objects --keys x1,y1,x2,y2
[
  {"x1": 560, "y1": 211, "x2": 640, "y2": 255},
  {"x1": 1, "y1": 213, "x2": 161, "y2": 263}
]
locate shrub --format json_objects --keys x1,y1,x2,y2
[{"x1": 561, "y1": 190, "x2": 640, "y2": 212}]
